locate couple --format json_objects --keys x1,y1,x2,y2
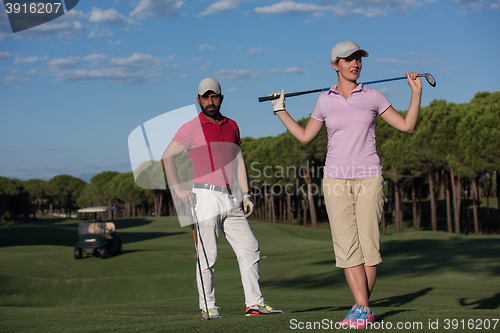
[{"x1": 162, "y1": 40, "x2": 422, "y2": 328}]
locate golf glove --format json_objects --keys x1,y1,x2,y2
[
  {"x1": 270, "y1": 89, "x2": 285, "y2": 113},
  {"x1": 243, "y1": 193, "x2": 254, "y2": 218}
]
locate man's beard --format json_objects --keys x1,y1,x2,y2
[{"x1": 200, "y1": 103, "x2": 220, "y2": 118}]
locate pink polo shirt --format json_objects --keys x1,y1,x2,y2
[
  {"x1": 311, "y1": 84, "x2": 391, "y2": 180},
  {"x1": 173, "y1": 112, "x2": 242, "y2": 187}
]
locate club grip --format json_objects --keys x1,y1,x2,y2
[
  {"x1": 258, "y1": 88, "x2": 325, "y2": 102},
  {"x1": 258, "y1": 95, "x2": 278, "y2": 102}
]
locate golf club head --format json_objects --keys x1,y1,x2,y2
[{"x1": 420, "y1": 73, "x2": 436, "y2": 87}]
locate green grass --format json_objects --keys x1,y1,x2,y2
[{"x1": 1, "y1": 217, "x2": 500, "y2": 332}]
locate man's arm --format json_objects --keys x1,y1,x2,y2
[
  {"x1": 236, "y1": 149, "x2": 254, "y2": 217},
  {"x1": 161, "y1": 141, "x2": 195, "y2": 206},
  {"x1": 236, "y1": 149, "x2": 249, "y2": 194}
]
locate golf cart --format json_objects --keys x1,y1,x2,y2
[{"x1": 74, "y1": 206, "x2": 122, "y2": 259}]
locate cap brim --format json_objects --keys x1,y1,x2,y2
[
  {"x1": 334, "y1": 49, "x2": 369, "y2": 63},
  {"x1": 199, "y1": 89, "x2": 220, "y2": 96}
]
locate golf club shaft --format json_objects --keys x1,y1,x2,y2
[
  {"x1": 362, "y1": 75, "x2": 413, "y2": 85},
  {"x1": 192, "y1": 207, "x2": 211, "y2": 270},
  {"x1": 190, "y1": 207, "x2": 209, "y2": 317},
  {"x1": 258, "y1": 73, "x2": 433, "y2": 102}
]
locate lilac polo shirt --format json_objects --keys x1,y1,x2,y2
[{"x1": 311, "y1": 84, "x2": 391, "y2": 180}]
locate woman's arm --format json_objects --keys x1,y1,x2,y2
[
  {"x1": 276, "y1": 111, "x2": 324, "y2": 145},
  {"x1": 271, "y1": 89, "x2": 324, "y2": 145},
  {"x1": 379, "y1": 72, "x2": 422, "y2": 134}
]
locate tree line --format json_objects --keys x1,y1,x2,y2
[{"x1": 1, "y1": 91, "x2": 499, "y2": 235}]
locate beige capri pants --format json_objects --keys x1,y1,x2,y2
[{"x1": 322, "y1": 176, "x2": 385, "y2": 268}]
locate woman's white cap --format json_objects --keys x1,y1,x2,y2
[
  {"x1": 331, "y1": 41, "x2": 369, "y2": 63},
  {"x1": 198, "y1": 78, "x2": 221, "y2": 96}
]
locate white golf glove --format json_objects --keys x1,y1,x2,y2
[
  {"x1": 243, "y1": 193, "x2": 254, "y2": 218},
  {"x1": 270, "y1": 89, "x2": 285, "y2": 113}
]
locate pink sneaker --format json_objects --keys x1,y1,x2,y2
[
  {"x1": 350, "y1": 306, "x2": 375, "y2": 329},
  {"x1": 338, "y1": 305, "x2": 358, "y2": 327}
]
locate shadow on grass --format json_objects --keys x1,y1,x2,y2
[
  {"x1": 379, "y1": 237, "x2": 500, "y2": 278},
  {"x1": 292, "y1": 305, "x2": 352, "y2": 313},
  {"x1": 119, "y1": 231, "x2": 185, "y2": 244},
  {"x1": 76, "y1": 249, "x2": 157, "y2": 260},
  {"x1": 460, "y1": 292, "x2": 500, "y2": 309},
  {"x1": 262, "y1": 236, "x2": 500, "y2": 296},
  {"x1": 0, "y1": 218, "x2": 185, "y2": 248},
  {"x1": 290, "y1": 289, "x2": 433, "y2": 314},
  {"x1": 371, "y1": 288, "x2": 433, "y2": 307},
  {"x1": 261, "y1": 270, "x2": 345, "y2": 290},
  {"x1": 301, "y1": 236, "x2": 500, "y2": 279},
  {"x1": 375, "y1": 309, "x2": 415, "y2": 322}
]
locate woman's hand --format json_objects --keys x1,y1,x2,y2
[{"x1": 406, "y1": 72, "x2": 422, "y2": 93}]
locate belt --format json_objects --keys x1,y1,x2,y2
[{"x1": 193, "y1": 183, "x2": 231, "y2": 194}]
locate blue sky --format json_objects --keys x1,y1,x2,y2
[{"x1": 1, "y1": 0, "x2": 499, "y2": 182}]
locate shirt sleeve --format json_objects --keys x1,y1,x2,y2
[
  {"x1": 172, "y1": 121, "x2": 193, "y2": 149},
  {"x1": 310, "y1": 94, "x2": 325, "y2": 122},
  {"x1": 375, "y1": 89, "x2": 392, "y2": 115},
  {"x1": 234, "y1": 121, "x2": 242, "y2": 145}
]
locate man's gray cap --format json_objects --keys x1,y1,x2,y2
[{"x1": 198, "y1": 78, "x2": 221, "y2": 96}]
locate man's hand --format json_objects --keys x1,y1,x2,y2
[
  {"x1": 176, "y1": 188, "x2": 195, "y2": 207},
  {"x1": 270, "y1": 89, "x2": 285, "y2": 113},
  {"x1": 243, "y1": 193, "x2": 254, "y2": 218}
]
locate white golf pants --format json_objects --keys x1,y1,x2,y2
[{"x1": 193, "y1": 188, "x2": 264, "y2": 309}]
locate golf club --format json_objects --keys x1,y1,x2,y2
[
  {"x1": 258, "y1": 73, "x2": 436, "y2": 102},
  {"x1": 189, "y1": 206, "x2": 210, "y2": 320}
]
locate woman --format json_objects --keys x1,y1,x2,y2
[{"x1": 269, "y1": 40, "x2": 422, "y2": 328}]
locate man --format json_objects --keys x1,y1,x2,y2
[{"x1": 161, "y1": 78, "x2": 283, "y2": 320}]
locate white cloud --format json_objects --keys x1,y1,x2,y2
[
  {"x1": 48, "y1": 56, "x2": 80, "y2": 69},
  {"x1": 491, "y1": 0, "x2": 500, "y2": 8},
  {"x1": 88, "y1": 28, "x2": 114, "y2": 38},
  {"x1": 253, "y1": 1, "x2": 326, "y2": 15},
  {"x1": 108, "y1": 53, "x2": 162, "y2": 68},
  {"x1": 89, "y1": 7, "x2": 135, "y2": 25},
  {"x1": 130, "y1": 0, "x2": 184, "y2": 19},
  {"x1": 83, "y1": 54, "x2": 108, "y2": 67},
  {"x1": 248, "y1": 47, "x2": 263, "y2": 55},
  {"x1": 266, "y1": 66, "x2": 305, "y2": 74},
  {"x1": 200, "y1": 44, "x2": 215, "y2": 51},
  {"x1": 252, "y1": 0, "x2": 422, "y2": 17},
  {"x1": 108, "y1": 39, "x2": 123, "y2": 46},
  {"x1": 453, "y1": 0, "x2": 488, "y2": 9},
  {"x1": 83, "y1": 54, "x2": 108, "y2": 62},
  {"x1": 13, "y1": 56, "x2": 39, "y2": 65},
  {"x1": 213, "y1": 68, "x2": 259, "y2": 81},
  {"x1": 199, "y1": 0, "x2": 246, "y2": 16},
  {"x1": 0, "y1": 51, "x2": 11, "y2": 61},
  {"x1": 44, "y1": 53, "x2": 168, "y2": 84},
  {"x1": 226, "y1": 87, "x2": 243, "y2": 93},
  {"x1": 199, "y1": 62, "x2": 211, "y2": 71},
  {"x1": 374, "y1": 58, "x2": 399, "y2": 64},
  {"x1": 53, "y1": 68, "x2": 160, "y2": 84},
  {"x1": 0, "y1": 75, "x2": 29, "y2": 84}
]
